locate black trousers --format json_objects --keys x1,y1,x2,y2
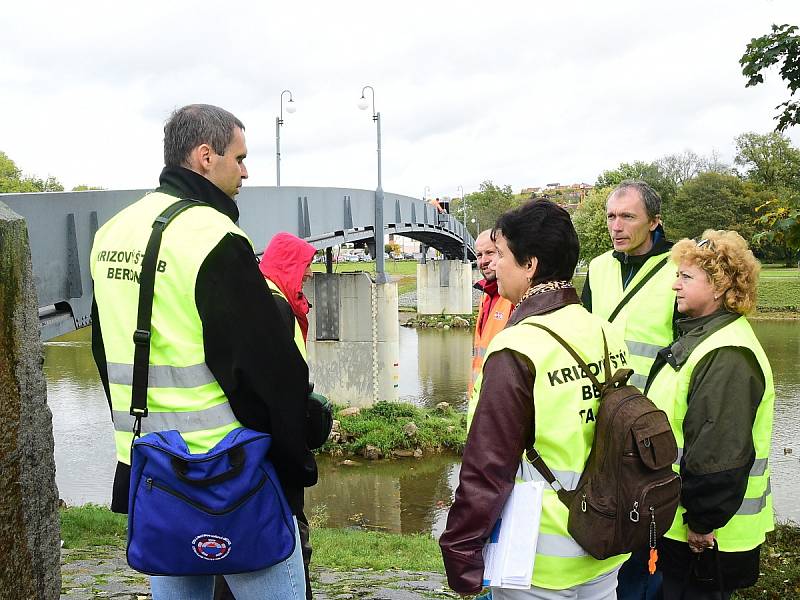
[
  {"x1": 661, "y1": 569, "x2": 731, "y2": 600},
  {"x1": 213, "y1": 509, "x2": 313, "y2": 600}
]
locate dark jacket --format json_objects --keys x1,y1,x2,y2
[
  {"x1": 439, "y1": 287, "x2": 580, "y2": 595},
  {"x1": 646, "y1": 309, "x2": 766, "y2": 589},
  {"x1": 91, "y1": 167, "x2": 317, "y2": 514}
]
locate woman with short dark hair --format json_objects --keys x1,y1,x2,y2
[{"x1": 440, "y1": 200, "x2": 630, "y2": 599}]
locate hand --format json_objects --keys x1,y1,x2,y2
[{"x1": 687, "y1": 529, "x2": 715, "y2": 553}]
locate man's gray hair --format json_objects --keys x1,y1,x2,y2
[
  {"x1": 609, "y1": 180, "x2": 661, "y2": 220},
  {"x1": 163, "y1": 104, "x2": 245, "y2": 168}
]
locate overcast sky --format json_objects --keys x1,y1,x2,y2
[{"x1": 2, "y1": 0, "x2": 799, "y2": 198}]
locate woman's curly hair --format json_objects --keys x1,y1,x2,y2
[{"x1": 671, "y1": 229, "x2": 761, "y2": 315}]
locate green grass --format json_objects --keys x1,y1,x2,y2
[
  {"x1": 312, "y1": 529, "x2": 443, "y2": 572},
  {"x1": 324, "y1": 401, "x2": 466, "y2": 457},
  {"x1": 311, "y1": 260, "x2": 418, "y2": 276},
  {"x1": 59, "y1": 504, "x2": 442, "y2": 572},
  {"x1": 60, "y1": 504, "x2": 127, "y2": 549},
  {"x1": 733, "y1": 522, "x2": 800, "y2": 599}
]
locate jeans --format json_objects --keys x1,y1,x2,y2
[{"x1": 150, "y1": 517, "x2": 306, "y2": 600}]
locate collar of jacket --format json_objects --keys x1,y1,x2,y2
[
  {"x1": 473, "y1": 277, "x2": 499, "y2": 297},
  {"x1": 612, "y1": 225, "x2": 674, "y2": 266},
  {"x1": 507, "y1": 287, "x2": 580, "y2": 326},
  {"x1": 660, "y1": 309, "x2": 741, "y2": 369},
  {"x1": 156, "y1": 166, "x2": 240, "y2": 223}
]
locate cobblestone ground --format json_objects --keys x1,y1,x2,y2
[{"x1": 60, "y1": 547, "x2": 460, "y2": 599}]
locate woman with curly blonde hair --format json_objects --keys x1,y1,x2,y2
[{"x1": 644, "y1": 230, "x2": 775, "y2": 600}]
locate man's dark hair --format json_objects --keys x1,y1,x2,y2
[
  {"x1": 492, "y1": 200, "x2": 579, "y2": 284},
  {"x1": 163, "y1": 104, "x2": 245, "y2": 168},
  {"x1": 609, "y1": 180, "x2": 661, "y2": 220}
]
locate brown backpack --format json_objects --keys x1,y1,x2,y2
[{"x1": 525, "y1": 323, "x2": 681, "y2": 560}]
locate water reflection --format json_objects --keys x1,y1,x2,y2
[{"x1": 44, "y1": 320, "x2": 800, "y2": 532}]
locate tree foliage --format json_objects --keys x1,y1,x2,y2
[
  {"x1": 595, "y1": 160, "x2": 677, "y2": 206},
  {"x1": 666, "y1": 173, "x2": 762, "y2": 242},
  {"x1": 0, "y1": 150, "x2": 64, "y2": 193},
  {"x1": 741, "y1": 24, "x2": 800, "y2": 132},
  {"x1": 572, "y1": 186, "x2": 613, "y2": 263},
  {"x1": 734, "y1": 132, "x2": 800, "y2": 189},
  {"x1": 450, "y1": 180, "x2": 518, "y2": 235}
]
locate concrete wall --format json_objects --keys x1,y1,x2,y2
[
  {"x1": 416, "y1": 260, "x2": 473, "y2": 315},
  {"x1": 306, "y1": 272, "x2": 399, "y2": 407}
]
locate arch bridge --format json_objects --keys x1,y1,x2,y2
[{"x1": 2, "y1": 186, "x2": 475, "y2": 342}]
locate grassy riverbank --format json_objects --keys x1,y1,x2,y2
[
  {"x1": 321, "y1": 401, "x2": 466, "y2": 457},
  {"x1": 60, "y1": 506, "x2": 798, "y2": 597}
]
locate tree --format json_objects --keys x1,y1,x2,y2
[
  {"x1": 0, "y1": 150, "x2": 64, "y2": 193},
  {"x1": 666, "y1": 173, "x2": 761, "y2": 242},
  {"x1": 72, "y1": 185, "x2": 105, "y2": 191},
  {"x1": 595, "y1": 160, "x2": 677, "y2": 206},
  {"x1": 734, "y1": 132, "x2": 800, "y2": 189},
  {"x1": 572, "y1": 186, "x2": 613, "y2": 263},
  {"x1": 741, "y1": 24, "x2": 800, "y2": 132},
  {"x1": 450, "y1": 180, "x2": 518, "y2": 235}
]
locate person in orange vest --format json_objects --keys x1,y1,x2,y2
[{"x1": 470, "y1": 230, "x2": 513, "y2": 397}]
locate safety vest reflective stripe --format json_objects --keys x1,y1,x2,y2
[
  {"x1": 625, "y1": 339, "x2": 662, "y2": 359},
  {"x1": 737, "y1": 481, "x2": 771, "y2": 515},
  {"x1": 537, "y1": 533, "x2": 588, "y2": 558},
  {"x1": 526, "y1": 465, "x2": 582, "y2": 491},
  {"x1": 112, "y1": 402, "x2": 237, "y2": 434},
  {"x1": 107, "y1": 362, "x2": 215, "y2": 388},
  {"x1": 629, "y1": 373, "x2": 647, "y2": 389},
  {"x1": 673, "y1": 448, "x2": 769, "y2": 477},
  {"x1": 474, "y1": 346, "x2": 487, "y2": 359}
]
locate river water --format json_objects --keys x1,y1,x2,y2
[{"x1": 44, "y1": 321, "x2": 800, "y2": 534}]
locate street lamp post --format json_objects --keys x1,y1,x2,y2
[
  {"x1": 276, "y1": 89, "x2": 296, "y2": 187},
  {"x1": 423, "y1": 185, "x2": 430, "y2": 201},
  {"x1": 457, "y1": 185, "x2": 467, "y2": 263},
  {"x1": 359, "y1": 85, "x2": 387, "y2": 284}
]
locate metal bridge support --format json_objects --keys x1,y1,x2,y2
[
  {"x1": 0, "y1": 203, "x2": 60, "y2": 599},
  {"x1": 416, "y1": 260, "x2": 473, "y2": 315},
  {"x1": 305, "y1": 272, "x2": 399, "y2": 407}
]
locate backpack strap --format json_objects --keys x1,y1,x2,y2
[
  {"x1": 129, "y1": 198, "x2": 205, "y2": 441},
  {"x1": 607, "y1": 255, "x2": 670, "y2": 323}
]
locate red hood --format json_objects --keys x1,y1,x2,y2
[{"x1": 259, "y1": 232, "x2": 317, "y2": 340}]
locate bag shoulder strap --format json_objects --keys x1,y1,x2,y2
[
  {"x1": 520, "y1": 321, "x2": 619, "y2": 502},
  {"x1": 607, "y1": 254, "x2": 670, "y2": 323},
  {"x1": 130, "y1": 198, "x2": 204, "y2": 438}
]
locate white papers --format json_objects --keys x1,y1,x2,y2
[{"x1": 482, "y1": 463, "x2": 545, "y2": 590}]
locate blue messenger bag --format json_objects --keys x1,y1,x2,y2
[
  {"x1": 125, "y1": 199, "x2": 294, "y2": 575},
  {"x1": 127, "y1": 427, "x2": 295, "y2": 575}
]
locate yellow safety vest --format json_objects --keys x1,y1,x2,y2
[
  {"x1": 645, "y1": 316, "x2": 775, "y2": 551},
  {"x1": 265, "y1": 278, "x2": 307, "y2": 361},
  {"x1": 470, "y1": 303, "x2": 630, "y2": 589},
  {"x1": 588, "y1": 251, "x2": 675, "y2": 390},
  {"x1": 91, "y1": 192, "x2": 248, "y2": 464}
]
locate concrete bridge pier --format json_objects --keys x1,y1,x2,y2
[
  {"x1": 306, "y1": 272, "x2": 399, "y2": 408},
  {"x1": 416, "y1": 260, "x2": 473, "y2": 315}
]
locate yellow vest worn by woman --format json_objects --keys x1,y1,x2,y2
[
  {"x1": 471, "y1": 303, "x2": 631, "y2": 590},
  {"x1": 645, "y1": 316, "x2": 774, "y2": 551}
]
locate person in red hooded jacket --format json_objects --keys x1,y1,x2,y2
[{"x1": 216, "y1": 232, "x2": 332, "y2": 600}]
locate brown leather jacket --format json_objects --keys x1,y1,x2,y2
[{"x1": 439, "y1": 287, "x2": 581, "y2": 594}]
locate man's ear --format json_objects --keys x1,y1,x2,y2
[
  {"x1": 184, "y1": 143, "x2": 214, "y2": 174},
  {"x1": 649, "y1": 214, "x2": 662, "y2": 232}
]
